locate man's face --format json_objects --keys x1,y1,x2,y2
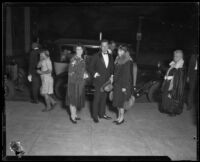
[
  {"x1": 101, "y1": 42, "x2": 109, "y2": 53},
  {"x1": 110, "y1": 43, "x2": 116, "y2": 51},
  {"x1": 63, "y1": 49, "x2": 68, "y2": 55}
]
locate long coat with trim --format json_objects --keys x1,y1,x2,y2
[{"x1": 113, "y1": 55, "x2": 132, "y2": 108}]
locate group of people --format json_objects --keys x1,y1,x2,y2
[
  {"x1": 66, "y1": 40, "x2": 134, "y2": 124},
  {"x1": 28, "y1": 39, "x2": 198, "y2": 125}
]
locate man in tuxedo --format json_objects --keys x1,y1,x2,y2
[
  {"x1": 88, "y1": 39, "x2": 114, "y2": 123},
  {"x1": 28, "y1": 43, "x2": 41, "y2": 103}
]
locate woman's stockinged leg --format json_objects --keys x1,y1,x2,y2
[
  {"x1": 49, "y1": 94, "x2": 57, "y2": 106},
  {"x1": 70, "y1": 104, "x2": 76, "y2": 120},
  {"x1": 42, "y1": 94, "x2": 51, "y2": 112},
  {"x1": 119, "y1": 108, "x2": 124, "y2": 122},
  {"x1": 117, "y1": 108, "x2": 121, "y2": 121}
]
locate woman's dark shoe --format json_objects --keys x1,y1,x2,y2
[
  {"x1": 93, "y1": 118, "x2": 99, "y2": 123},
  {"x1": 168, "y1": 113, "x2": 176, "y2": 117},
  {"x1": 49, "y1": 102, "x2": 57, "y2": 111},
  {"x1": 100, "y1": 114, "x2": 112, "y2": 120},
  {"x1": 31, "y1": 100, "x2": 39, "y2": 104},
  {"x1": 116, "y1": 119, "x2": 125, "y2": 125},
  {"x1": 75, "y1": 117, "x2": 81, "y2": 120},
  {"x1": 70, "y1": 118, "x2": 77, "y2": 124},
  {"x1": 112, "y1": 120, "x2": 118, "y2": 123}
]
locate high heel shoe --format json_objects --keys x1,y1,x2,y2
[
  {"x1": 49, "y1": 102, "x2": 57, "y2": 111},
  {"x1": 70, "y1": 118, "x2": 77, "y2": 124},
  {"x1": 75, "y1": 117, "x2": 81, "y2": 120},
  {"x1": 116, "y1": 119, "x2": 125, "y2": 125},
  {"x1": 112, "y1": 120, "x2": 119, "y2": 123}
]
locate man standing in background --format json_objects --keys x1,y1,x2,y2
[
  {"x1": 187, "y1": 46, "x2": 199, "y2": 125},
  {"x1": 108, "y1": 40, "x2": 118, "y2": 61},
  {"x1": 28, "y1": 42, "x2": 41, "y2": 104},
  {"x1": 187, "y1": 51, "x2": 198, "y2": 110}
]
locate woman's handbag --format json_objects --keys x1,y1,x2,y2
[
  {"x1": 100, "y1": 80, "x2": 113, "y2": 92},
  {"x1": 123, "y1": 95, "x2": 136, "y2": 110},
  {"x1": 109, "y1": 91, "x2": 113, "y2": 101}
]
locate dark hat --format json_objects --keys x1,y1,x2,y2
[{"x1": 31, "y1": 43, "x2": 39, "y2": 49}]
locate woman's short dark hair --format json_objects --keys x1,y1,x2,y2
[
  {"x1": 75, "y1": 43, "x2": 85, "y2": 51},
  {"x1": 118, "y1": 44, "x2": 128, "y2": 53},
  {"x1": 75, "y1": 43, "x2": 86, "y2": 58},
  {"x1": 40, "y1": 49, "x2": 50, "y2": 57}
]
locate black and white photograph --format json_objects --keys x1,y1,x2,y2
[{"x1": 2, "y1": 2, "x2": 199, "y2": 161}]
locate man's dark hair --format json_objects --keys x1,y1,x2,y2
[
  {"x1": 100, "y1": 39, "x2": 109, "y2": 45},
  {"x1": 110, "y1": 40, "x2": 116, "y2": 44},
  {"x1": 61, "y1": 46, "x2": 68, "y2": 52}
]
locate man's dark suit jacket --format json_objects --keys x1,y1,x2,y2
[
  {"x1": 88, "y1": 51, "x2": 114, "y2": 88},
  {"x1": 28, "y1": 49, "x2": 40, "y2": 75}
]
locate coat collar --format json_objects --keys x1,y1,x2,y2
[{"x1": 115, "y1": 53, "x2": 132, "y2": 65}]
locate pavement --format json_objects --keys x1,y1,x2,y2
[{"x1": 5, "y1": 99, "x2": 197, "y2": 160}]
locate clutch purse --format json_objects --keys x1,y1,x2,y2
[
  {"x1": 100, "y1": 80, "x2": 113, "y2": 92},
  {"x1": 124, "y1": 95, "x2": 136, "y2": 110}
]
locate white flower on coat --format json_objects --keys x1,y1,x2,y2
[{"x1": 71, "y1": 60, "x2": 76, "y2": 66}]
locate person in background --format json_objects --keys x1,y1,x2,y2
[
  {"x1": 108, "y1": 40, "x2": 118, "y2": 61},
  {"x1": 60, "y1": 47, "x2": 72, "y2": 63},
  {"x1": 187, "y1": 50, "x2": 198, "y2": 111},
  {"x1": 88, "y1": 39, "x2": 114, "y2": 123},
  {"x1": 28, "y1": 42, "x2": 41, "y2": 104},
  {"x1": 67, "y1": 44, "x2": 89, "y2": 123},
  {"x1": 112, "y1": 45, "x2": 133, "y2": 124},
  {"x1": 128, "y1": 48, "x2": 137, "y2": 89},
  {"x1": 187, "y1": 47, "x2": 199, "y2": 126},
  {"x1": 37, "y1": 50, "x2": 57, "y2": 112},
  {"x1": 159, "y1": 50, "x2": 186, "y2": 116}
]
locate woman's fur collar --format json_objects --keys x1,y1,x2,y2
[
  {"x1": 169, "y1": 58, "x2": 184, "y2": 69},
  {"x1": 115, "y1": 52, "x2": 132, "y2": 65}
]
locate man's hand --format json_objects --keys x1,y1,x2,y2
[
  {"x1": 27, "y1": 74, "x2": 32, "y2": 82},
  {"x1": 83, "y1": 72, "x2": 89, "y2": 79},
  {"x1": 110, "y1": 75, "x2": 114, "y2": 83},
  {"x1": 94, "y1": 72, "x2": 100, "y2": 78},
  {"x1": 122, "y1": 88, "x2": 126, "y2": 92}
]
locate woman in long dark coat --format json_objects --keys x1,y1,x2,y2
[
  {"x1": 112, "y1": 45, "x2": 133, "y2": 125},
  {"x1": 66, "y1": 44, "x2": 89, "y2": 123},
  {"x1": 159, "y1": 50, "x2": 186, "y2": 116}
]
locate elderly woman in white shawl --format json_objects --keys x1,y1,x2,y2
[{"x1": 159, "y1": 50, "x2": 186, "y2": 116}]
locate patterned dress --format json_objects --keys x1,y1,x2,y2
[
  {"x1": 39, "y1": 58, "x2": 54, "y2": 95},
  {"x1": 66, "y1": 55, "x2": 86, "y2": 109}
]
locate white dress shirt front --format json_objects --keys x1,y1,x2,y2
[{"x1": 102, "y1": 52, "x2": 109, "y2": 68}]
